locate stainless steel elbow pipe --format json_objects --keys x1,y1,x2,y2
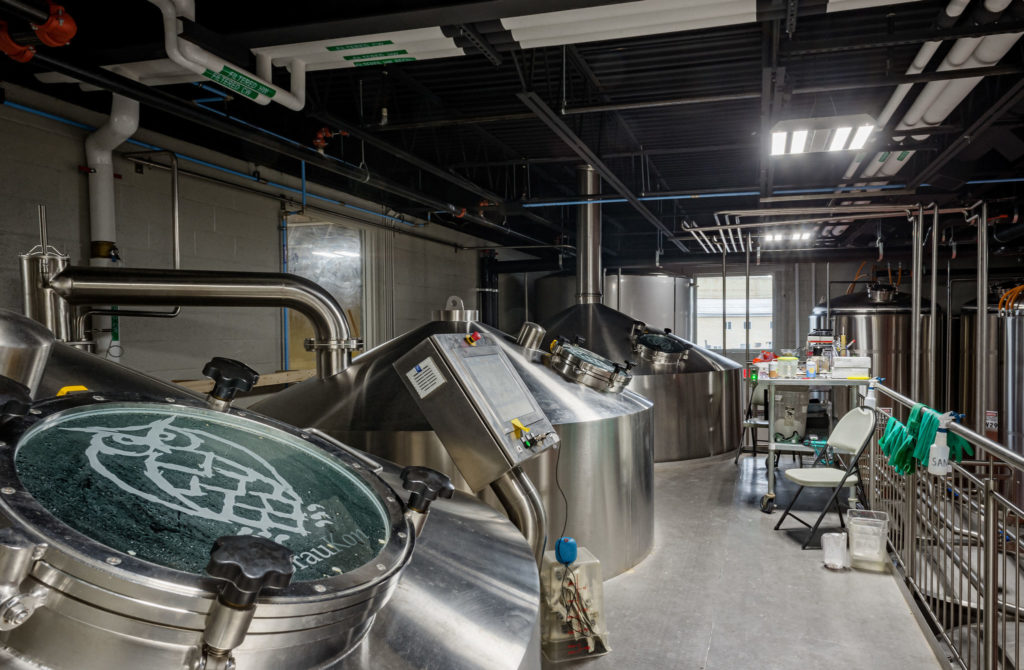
[
  {"x1": 48, "y1": 267, "x2": 358, "y2": 378},
  {"x1": 490, "y1": 466, "x2": 548, "y2": 563}
]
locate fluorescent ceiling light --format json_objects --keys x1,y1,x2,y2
[
  {"x1": 801, "y1": 232, "x2": 811, "y2": 240},
  {"x1": 849, "y1": 125, "x2": 873, "y2": 150},
  {"x1": 828, "y1": 127, "x2": 852, "y2": 151},
  {"x1": 771, "y1": 132, "x2": 787, "y2": 156},
  {"x1": 790, "y1": 233, "x2": 800, "y2": 240},
  {"x1": 790, "y1": 130, "x2": 808, "y2": 154}
]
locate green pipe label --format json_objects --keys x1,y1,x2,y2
[
  {"x1": 344, "y1": 49, "x2": 408, "y2": 61},
  {"x1": 202, "y1": 66, "x2": 276, "y2": 100},
  {"x1": 353, "y1": 57, "x2": 416, "y2": 67},
  {"x1": 327, "y1": 40, "x2": 394, "y2": 51},
  {"x1": 897, "y1": 150, "x2": 910, "y2": 160}
]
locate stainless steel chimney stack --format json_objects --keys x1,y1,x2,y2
[{"x1": 576, "y1": 165, "x2": 602, "y2": 305}]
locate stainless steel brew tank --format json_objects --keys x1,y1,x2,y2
[
  {"x1": 539, "y1": 302, "x2": 743, "y2": 462},
  {"x1": 4, "y1": 341, "x2": 541, "y2": 670},
  {"x1": 252, "y1": 316, "x2": 655, "y2": 578},
  {"x1": 809, "y1": 286, "x2": 941, "y2": 412}
]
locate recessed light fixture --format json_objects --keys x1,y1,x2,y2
[
  {"x1": 790, "y1": 130, "x2": 808, "y2": 154},
  {"x1": 828, "y1": 127, "x2": 852, "y2": 151},
  {"x1": 770, "y1": 114, "x2": 876, "y2": 156},
  {"x1": 801, "y1": 232, "x2": 812, "y2": 240},
  {"x1": 849, "y1": 125, "x2": 874, "y2": 150},
  {"x1": 771, "y1": 132, "x2": 787, "y2": 156}
]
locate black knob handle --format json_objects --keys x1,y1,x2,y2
[
  {"x1": 624, "y1": 360, "x2": 637, "y2": 371},
  {"x1": 573, "y1": 335, "x2": 586, "y2": 346},
  {"x1": 205, "y1": 536, "x2": 295, "y2": 608},
  {"x1": 664, "y1": 328, "x2": 672, "y2": 334},
  {"x1": 0, "y1": 377, "x2": 30, "y2": 425},
  {"x1": 401, "y1": 466, "x2": 454, "y2": 513},
  {"x1": 202, "y1": 357, "x2": 259, "y2": 402}
]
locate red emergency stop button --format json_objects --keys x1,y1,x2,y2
[{"x1": 465, "y1": 331, "x2": 481, "y2": 346}]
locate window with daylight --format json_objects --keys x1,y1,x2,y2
[{"x1": 695, "y1": 275, "x2": 774, "y2": 351}]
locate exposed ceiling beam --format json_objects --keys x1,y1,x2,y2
[
  {"x1": 781, "y1": 18, "x2": 1024, "y2": 56},
  {"x1": 517, "y1": 91, "x2": 688, "y2": 253},
  {"x1": 908, "y1": 78, "x2": 1024, "y2": 189}
]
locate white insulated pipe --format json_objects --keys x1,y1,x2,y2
[
  {"x1": 842, "y1": 0, "x2": 971, "y2": 181},
  {"x1": 149, "y1": 0, "x2": 306, "y2": 111},
  {"x1": 864, "y1": 0, "x2": 1021, "y2": 179},
  {"x1": 85, "y1": 94, "x2": 139, "y2": 255},
  {"x1": 85, "y1": 93, "x2": 139, "y2": 363}
]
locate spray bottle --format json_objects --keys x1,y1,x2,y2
[
  {"x1": 928, "y1": 413, "x2": 954, "y2": 476},
  {"x1": 864, "y1": 379, "x2": 878, "y2": 410}
]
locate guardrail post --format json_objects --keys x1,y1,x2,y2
[
  {"x1": 983, "y1": 478, "x2": 997, "y2": 670},
  {"x1": 907, "y1": 470, "x2": 917, "y2": 580}
]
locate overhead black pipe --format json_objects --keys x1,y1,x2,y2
[
  {"x1": 495, "y1": 258, "x2": 564, "y2": 274},
  {"x1": 477, "y1": 250, "x2": 499, "y2": 327},
  {"x1": 0, "y1": 0, "x2": 47, "y2": 24},
  {"x1": 27, "y1": 51, "x2": 545, "y2": 245}
]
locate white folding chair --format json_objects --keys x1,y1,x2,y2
[{"x1": 773, "y1": 406, "x2": 877, "y2": 549}]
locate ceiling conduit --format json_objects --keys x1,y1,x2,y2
[{"x1": 856, "y1": 0, "x2": 1022, "y2": 180}]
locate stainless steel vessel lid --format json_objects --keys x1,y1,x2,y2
[
  {"x1": 14, "y1": 402, "x2": 391, "y2": 582},
  {"x1": 545, "y1": 339, "x2": 633, "y2": 393}
]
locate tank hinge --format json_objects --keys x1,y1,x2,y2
[{"x1": 0, "y1": 527, "x2": 48, "y2": 631}]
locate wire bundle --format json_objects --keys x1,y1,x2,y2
[{"x1": 559, "y1": 566, "x2": 596, "y2": 642}]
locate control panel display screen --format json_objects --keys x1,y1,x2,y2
[{"x1": 462, "y1": 352, "x2": 535, "y2": 424}]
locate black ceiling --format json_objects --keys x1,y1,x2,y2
[{"x1": 1, "y1": 0, "x2": 1022, "y2": 264}]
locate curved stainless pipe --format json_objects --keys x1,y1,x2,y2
[
  {"x1": 0, "y1": 308, "x2": 54, "y2": 398},
  {"x1": 48, "y1": 267, "x2": 356, "y2": 378},
  {"x1": 490, "y1": 466, "x2": 548, "y2": 563}
]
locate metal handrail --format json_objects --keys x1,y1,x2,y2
[{"x1": 869, "y1": 380, "x2": 1024, "y2": 669}]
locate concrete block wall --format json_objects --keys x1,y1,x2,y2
[
  {"x1": 0, "y1": 85, "x2": 506, "y2": 383},
  {"x1": 392, "y1": 230, "x2": 480, "y2": 335}
]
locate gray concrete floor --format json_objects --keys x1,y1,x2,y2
[{"x1": 553, "y1": 453, "x2": 942, "y2": 670}]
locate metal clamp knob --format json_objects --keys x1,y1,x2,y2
[{"x1": 202, "y1": 357, "x2": 259, "y2": 404}]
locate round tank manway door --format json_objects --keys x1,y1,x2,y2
[{"x1": 15, "y1": 402, "x2": 391, "y2": 580}]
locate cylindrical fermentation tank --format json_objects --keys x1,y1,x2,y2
[
  {"x1": 253, "y1": 308, "x2": 655, "y2": 579},
  {"x1": 959, "y1": 293, "x2": 1024, "y2": 456},
  {"x1": 535, "y1": 270, "x2": 695, "y2": 340},
  {"x1": 539, "y1": 303, "x2": 742, "y2": 462},
  {"x1": 0, "y1": 332, "x2": 540, "y2": 670},
  {"x1": 959, "y1": 294, "x2": 1002, "y2": 441},
  {"x1": 535, "y1": 167, "x2": 741, "y2": 463},
  {"x1": 809, "y1": 283, "x2": 941, "y2": 410}
]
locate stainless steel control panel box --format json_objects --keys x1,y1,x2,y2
[{"x1": 395, "y1": 332, "x2": 558, "y2": 492}]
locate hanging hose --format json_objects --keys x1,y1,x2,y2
[
  {"x1": 999, "y1": 285, "x2": 1024, "y2": 312},
  {"x1": 847, "y1": 260, "x2": 868, "y2": 294}
]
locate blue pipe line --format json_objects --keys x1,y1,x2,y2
[
  {"x1": 3, "y1": 101, "x2": 93, "y2": 130},
  {"x1": 192, "y1": 97, "x2": 225, "y2": 104},
  {"x1": 643, "y1": 191, "x2": 760, "y2": 201},
  {"x1": 4, "y1": 99, "x2": 421, "y2": 227},
  {"x1": 301, "y1": 160, "x2": 307, "y2": 210},
  {"x1": 966, "y1": 177, "x2": 1024, "y2": 185},
  {"x1": 191, "y1": 83, "x2": 229, "y2": 99}
]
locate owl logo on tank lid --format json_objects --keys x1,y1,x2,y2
[{"x1": 64, "y1": 416, "x2": 333, "y2": 543}]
